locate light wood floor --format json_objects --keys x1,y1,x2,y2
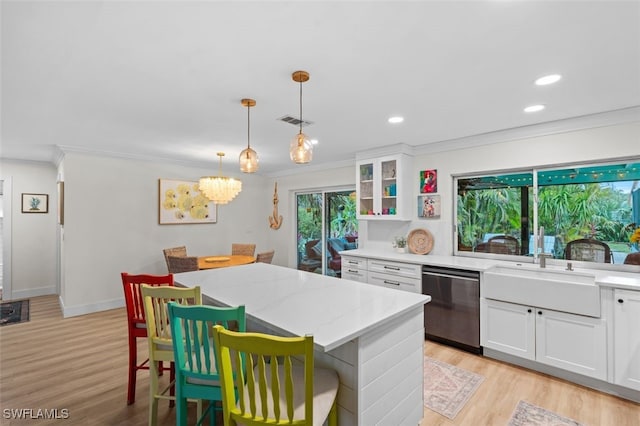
[{"x1": 0, "y1": 295, "x2": 638, "y2": 425}]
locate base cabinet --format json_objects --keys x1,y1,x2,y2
[
  {"x1": 614, "y1": 289, "x2": 640, "y2": 391},
  {"x1": 341, "y1": 255, "x2": 421, "y2": 293},
  {"x1": 482, "y1": 298, "x2": 607, "y2": 380}
]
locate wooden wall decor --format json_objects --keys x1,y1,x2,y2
[{"x1": 269, "y1": 182, "x2": 283, "y2": 230}]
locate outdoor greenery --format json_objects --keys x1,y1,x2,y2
[{"x1": 458, "y1": 182, "x2": 637, "y2": 255}]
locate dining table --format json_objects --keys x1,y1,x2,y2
[{"x1": 197, "y1": 254, "x2": 255, "y2": 270}]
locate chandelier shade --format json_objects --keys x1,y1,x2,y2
[
  {"x1": 199, "y1": 152, "x2": 242, "y2": 204},
  {"x1": 239, "y1": 98, "x2": 259, "y2": 173},
  {"x1": 289, "y1": 70, "x2": 313, "y2": 164}
]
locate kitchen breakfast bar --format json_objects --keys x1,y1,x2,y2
[{"x1": 175, "y1": 262, "x2": 431, "y2": 426}]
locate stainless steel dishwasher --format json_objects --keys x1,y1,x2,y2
[{"x1": 422, "y1": 266, "x2": 481, "y2": 353}]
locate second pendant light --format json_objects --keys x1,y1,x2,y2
[
  {"x1": 239, "y1": 98, "x2": 259, "y2": 173},
  {"x1": 290, "y1": 70, "x2": 313, "y2": 164}
]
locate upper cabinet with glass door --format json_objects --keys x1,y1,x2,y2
[{"x1": 356, "y1": 153, "x2": 412, "y2": 220}]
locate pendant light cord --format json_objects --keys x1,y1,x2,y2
[{"x1": 299, "y1": 78, "x2": 303, "y2": 135}]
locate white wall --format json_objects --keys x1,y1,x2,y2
[
  {"x1": 404, "y1": 122, "x2": 640, "y2": 256},
  {"x1": 59, "y1": 152, "x2": 270, "y2": 316},
  {"x1": 0, "y1": 160, "x2": 58, "y2": 299},
  {"x1": 2, "y1": 121, "x2": 638, "y2": 316}
]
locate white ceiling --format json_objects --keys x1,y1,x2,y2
[{"x1": 2, "y1": 1, "x2": 639, "y2": 176}]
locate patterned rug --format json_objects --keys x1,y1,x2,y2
[
  {"x1": 423, "y1": 356, "x2": 485, "y2": 419},
  {"x1": 0, "y1": 299, "x2": 30, "y2": 326},
  {"x1": 508, "y1": 400, "x2": 584, "y2": 426}
]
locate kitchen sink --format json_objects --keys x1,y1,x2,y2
[{"x1": 482, "y1": 264, "x2": 600, "y2": 317}]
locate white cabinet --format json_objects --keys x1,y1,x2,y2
[
  {"x1": 341, "y1": 256, "x2": 368, "y2": 283},
  {"x1": 356, "y1": 154, "x2": 412, "y2": 220},
  {"x1": 482, "y1": 298, "x2": 535, "y2": 360},
  {"x1": 613, "y1": 289, "x2": 640, "y2": 391},
  {"x1": 482, "y1": 298, "x2": 607, "y2": 380},
  {"x1": 367, "y1": 259, "x2": 421, "y2": 293},
  {"x1": 341, "y1": 255, "x2": 421, "y2": 293}
]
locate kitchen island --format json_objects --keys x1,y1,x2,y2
[{"x1": 175, "y1": 262, "x2": 431, "y2": 426}]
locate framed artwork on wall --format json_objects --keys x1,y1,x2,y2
[
  {"x1": 418, "y1": 194, "x2": 441, "y2": 219},
  {"x1": 158, "y1": 179, "x2": 217, "y2": 225},
  {"x1": 419, "y1": 169, "x2": 437, "y2": 193},
  {"x1": 22, "y1": 193, "x2": 49, "y2": 213}
]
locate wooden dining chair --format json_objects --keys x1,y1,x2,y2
[
  {"x1": 487, "y1": 235, "x2": 520, "y2": 255},
  {"x1": 231, "y1": 243, "x2": 256, "y2": 257},
  {"x1": 166, "y1": 255, "x2": 199, "y2": 273},
  {"x1": 168, "y1": 303, "x2": 246, "y2": 426},
  {"x1": 212, "y1": 326, "x2": 339, "y2": 426},
  {"x1": 255, "y1": 249, "x2": 275, "y2": 264},
  {"x1": 163, "y1": 246, "x2": 187, "y2": 271},
  {"x1": 565, "y1": 238, "x2": 612, "y2": 263},
  {"x1": 142, "y1": 285, "x2": 202, "y2": 426},
  {"x1": 121, "y1": 272, "x2": 174, "y2": 405}
]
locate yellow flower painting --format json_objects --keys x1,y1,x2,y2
[{"x1": 158, "y1": 179, "x2": 217, "y2": 224}]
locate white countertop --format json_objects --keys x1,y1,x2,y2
[
  {"x1": 342, "y1": 249, "x2": 640, "y2": 291},
  {"x1": 175, "y1": 263, "x2": 430, "y2": 352}
]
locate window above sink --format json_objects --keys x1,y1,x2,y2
[{"x1": 455, "y1": 159, "x2": 640, "y2": 270}]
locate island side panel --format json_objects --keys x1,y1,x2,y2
[{"x1": 360, "y1": 306, "x2": 425, "y2": 425}]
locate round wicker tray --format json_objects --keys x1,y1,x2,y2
[{"x1": 407, "y1": 228, "x2": 434, "y2": 255}]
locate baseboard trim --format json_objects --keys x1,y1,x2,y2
[
  {"x1": 10, "y1": 286, "x2": 56, "y2": 300},
  {"x1": 60, "y1": 297, "x2": 124, "y2": 318},
  {"x1": 483, "y1": 347, "x2": 640, "y2": 403}
]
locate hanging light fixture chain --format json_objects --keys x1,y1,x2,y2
[{"x1": 299, "y1": 76, "x2": 303, "y2": 134}]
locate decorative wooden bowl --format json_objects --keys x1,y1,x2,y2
[{"x1": 407, "y1": 228, "x2": 434, "y2": 255}]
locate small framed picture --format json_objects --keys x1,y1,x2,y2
[
  {"x1": 418, "y1": 195, "x2": 441, "y2": 219},
  {"x1": 420, "y1": 169, "x2": 437, "y2": 193},
  {"x1": 22, "y1": 193, "x2": 49, "y2": 213}
]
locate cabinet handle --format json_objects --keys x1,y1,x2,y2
[
  {"x1": 348, "y1": 269, "x2": 359, "y2": 273},
  {"x1": 384, "y1": 266, "x2": 400, "y2": 271},
  {"x1": 618, "y1": 299, "x2": 624, "y2": 304},
  {"x1": 348, "y1": 261, "x2": 359, "y2": 265},
  {"x1": 383, "y1": 280, "x2": 400, "y2": 286},
  {"x1": 527, "y1": 309, "x2": 532, "y2": 313},
  {"x1": 538, "y1": 311, "x2": 543, "y2": 315}
]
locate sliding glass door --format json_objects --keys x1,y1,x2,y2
[{"x1": 296, "y1": 189, "x2": 357, "y2": 277}]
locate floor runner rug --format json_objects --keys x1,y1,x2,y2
[
  {"x1": 508, "y1": 400, "x2": 584, "y2": 426},
  {"x1": 0, "y1": 299, "x2": 30, "y2": 326},
  {"x1": 423, "y1": 356, "x2": 485, "y2": 419}
]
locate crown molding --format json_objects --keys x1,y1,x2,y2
[{"x1": 413, "y1": 106, "x2": 640, "y2": 156}]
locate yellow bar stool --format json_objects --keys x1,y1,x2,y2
[
  {"x1": 141, "y1": 284, "x2": 202, "y2": 426},
  {"x1": 212, "y1": 326, "x2": 339, "y2": 426}
]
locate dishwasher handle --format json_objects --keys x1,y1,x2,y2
[{"x1": 422, "y1": 266, "x2": 479, "y2": 281}]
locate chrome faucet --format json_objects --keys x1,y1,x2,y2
[
  {"x1": 537, "y1": 226, "x2": 551, "y2": 268},
  {"x1": 539, "y1": 253, "x2": 552, "y2": 268}
]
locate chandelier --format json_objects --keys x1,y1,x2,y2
[
  {"x1": 290, "y1": 70, "x2": 313, "y2": 164},
  {"x1": 199, "y1": 152, "x2": 242, "y2": 204},
  {"x1": 239, "y1": 98, "x2": 259, "y2": 173}
]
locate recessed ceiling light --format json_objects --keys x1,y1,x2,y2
[
  {"x1": 535, "y1": 74, "x2": 562, "y2": 86},
  {"x1": 388, "y1": 116, "x2": 404, "y2": 124},
  {"x1": 310, "y1": 139, "x2": 319, "y2": 145},
  {"x1": 524, "y1": 104, "x2": 545, "y2": 113}
]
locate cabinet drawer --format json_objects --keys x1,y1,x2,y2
[
  {"x1": 368, "y1": 272, "x2": 420, "y2": 293},
  {"x1": 342, "y1": 256, "x2": 367, "y2": 270},
  {"x1": 342, "y1": 270, "x2": 368, "y2": 283},
  {"x1": 367, "y1": 259, "x2": 421, "y2": 279}
]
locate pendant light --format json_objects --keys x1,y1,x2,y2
[
  {"x1": 199, "y1": 152, "x2": 242, "y2": 204},
  {"x1": 239, "y1": 98, "x2": 259, "y2": 173},
  {"x1": 289, "y1": 70, "x2": 313, "y2": 164}
]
